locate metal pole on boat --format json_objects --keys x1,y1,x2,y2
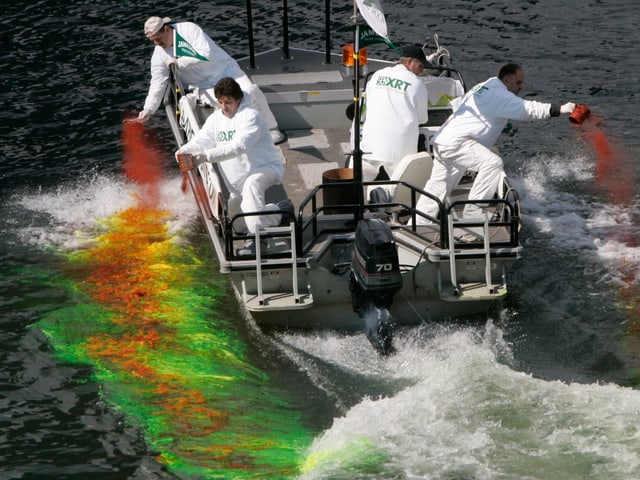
[
  {"x1": 352, "y1": 6, "x2": 364, "y2": 220},
  {"x1": 245, "y1": 0, "x2": 256, "y2": 69},
  {"x1": 282, "y1": 0, "x2": 290, "y2": 59},
  {"x1": 324, "y1": 0, "x2": 331, "y2": 64}
]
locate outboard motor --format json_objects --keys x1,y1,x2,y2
[{"x1": 350, "y1": 218, "x2": 403, "y2": 355}]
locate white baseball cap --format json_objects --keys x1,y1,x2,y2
[{"x1": 144, "y1": 16, "x2": 171, "y2": 35}]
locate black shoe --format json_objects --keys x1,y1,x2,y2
[{"x1": 277, "y1": 198, "x2": 295, "y2": 225}]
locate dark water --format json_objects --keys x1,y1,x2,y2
[{"x1": 3, "y1": 1, "x2": 640, "y2": 479}]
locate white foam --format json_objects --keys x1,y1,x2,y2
[
  {"x1": 12, "y1": 172, "x2": 198, "y2": 251},
  {"x1": 512, "y1": 150, "x2": 640, "y2": 284},
  {"x1": 292, "y1": 323, "x2": 640, "y2": 479}
]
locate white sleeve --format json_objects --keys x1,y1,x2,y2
[
  {"x1": 142, "y1": 48, "x2": 170, "y2": 114},
  {"x1": 176, "y1": 115, "x2": 218, "y2": 154},
  {"x1": 490, "y1": 88, "x2": 550, "y2": 121},
  {"x1": 522, "y1": 99, "x2": 552, "y2": 120},
  {"x1": 416, "y1": 81, "x2": 429, "y2": 125}
]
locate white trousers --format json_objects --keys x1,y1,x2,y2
[
  {"x1": 236, "y1": 167, "x2": 282, "y2": 234},
  {"x1": 200, "y1": 74, "x2": 279, "y2": 131},
  {"x1": 415, "y1": 140, "x2": 503, "y2": 224}
]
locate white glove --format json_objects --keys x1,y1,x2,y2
[
  {"x1": 165, "y1": 57, "x2": 177, "y2": 68},
  {"x1": 137, "y1": 109, "x2": 151, "y2": 122},
  {"x1": 560, "y1": 102, "x2": 576, "y2": 114}
]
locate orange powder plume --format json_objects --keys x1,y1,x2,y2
[
  {"x1": 121, "y1": 120, "x2": 165, "y2": 204},
  {"x1": 580, "y1": 112, "x2": 634, "y2": 205}
]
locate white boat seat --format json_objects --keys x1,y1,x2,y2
[{"x1": 388, "y1": 151, "x2": 434, "y2": 208}]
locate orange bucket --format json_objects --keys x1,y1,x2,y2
[{"x1": 569, "y1": 104, "x2": 591, "y2": 126}]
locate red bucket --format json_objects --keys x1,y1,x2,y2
[{"x1": 569, "y1": 104, "x2": 590, "y2": 126}]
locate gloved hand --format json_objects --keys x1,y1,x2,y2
[
  {"x1": 193, "y1": 153, "x2": 206, "y2": 165},
  {"x1": 137, "y1": 109, "x2": 151, "y2": 122},
  {"x1": 165, "y1": 57, "x2": 177, "y2": 68},
  {"x1": 560, "y1": 102, "x2": 576, "y2": 114}
]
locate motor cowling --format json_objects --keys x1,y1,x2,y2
[{"x1": 349, "y1": 219, "x2": 403, "y2": 354}]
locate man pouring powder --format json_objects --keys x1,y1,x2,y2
[
  {"x1": 137, "y1": 16, "x2": 285, "y2": 144},
  {"x1": 415, "y1": 62, "x2": 576, "y2": 227}
]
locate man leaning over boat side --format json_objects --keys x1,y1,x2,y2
[
  {"x1": 137, "y1": 16, "x2": 285, "y2": 144},
  {"x1": 175, "y1": 77, "x2": 292, "y2": 255},
  {"x1": 355, "y1": 44, "x2": 430, "y2": 183},
  {"x1": 414, "y1": 62, "x2": 576, "y2": 225}
]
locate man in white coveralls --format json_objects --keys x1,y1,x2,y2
[
  {"x1": 415, "y1": 62, "x2": 576, "y2": 226},
  {"x1": 359, "y1": 44, "x2": 430, "y2": 181},
  {"x1": 138, "y1": 16, "x2": 285, "y2": 144},
  {"x1": 175, "y1": 77, "x2": 291, "y2": 256}
]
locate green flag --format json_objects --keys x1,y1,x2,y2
[
  {"x1": 173, "y1": 31, "x2": 208, "y2": 61},
  {"x1": 359, "y1": 24, "x2": 396, "y2": 49}
]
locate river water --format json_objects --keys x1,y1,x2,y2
[{"x1": 2, "y1": 1, "x2": 640, "y2": 479}]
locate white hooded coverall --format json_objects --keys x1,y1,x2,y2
[
  {"x1": 416, "y1": 76, "x2": 552, "y2": 223},
  {"x1": 359, "y1": 64, "x2": 429, "y2": 180},
  {"x1": 176, "y1": 101, "x2": 284, "y2": 234}
]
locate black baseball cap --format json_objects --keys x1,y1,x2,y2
[{"x1": 401, "y1": 44, "x2": 429, "y2": 67}]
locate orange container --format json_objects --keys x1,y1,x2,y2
[{"x1": 569, "y1": 104, "x2": 591, "y2": 126}]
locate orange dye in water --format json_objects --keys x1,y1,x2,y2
[
  {"x1": 577, "y1": 112, "x2": 640, "y2": 380},
  {"x1": 35, "y1": 121, "x2": 311, "y2": 477}
]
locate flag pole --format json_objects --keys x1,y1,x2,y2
[{"x1": 352, "y1": 1, "x2": 364, "y2": 220}]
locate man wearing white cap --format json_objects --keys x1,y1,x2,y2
[{"x1": 138, "y1": 16, "x2": 285, "y2": 144}]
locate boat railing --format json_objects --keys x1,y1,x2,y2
[
  {"x1": 296, "y1": 179, "x2": 446, "y2": 250},
  {"x1": 224, "y1": 208, "x2": 299, "y2": 261},
  {"x1": 444, "y1": 199, "x2": 520, "y2": 248},
  {"x1": 217, "y1": 178, "x2": 443, "y2": 260},
  {"x1": 244, "y1": 0, "x2": 333, "y2": 69},
  {"x1": 216, "y1": 175, "x2": 520, "y2": 262}
]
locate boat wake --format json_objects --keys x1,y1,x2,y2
[
  {"x1": 277, "y1": 321, "x2": 640, "y2": 479},
  {"x1": 275, "y1": 130, "x2": 640, "y2": 479}
]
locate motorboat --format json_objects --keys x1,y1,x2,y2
[{"x1": 163, "y1": 2, "x2": 522, "y2": 354}]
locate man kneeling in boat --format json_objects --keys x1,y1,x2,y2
[{"x1": 176, "y1": 77, "x2": 292, "y2": 255}]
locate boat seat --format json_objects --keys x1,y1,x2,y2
[
  {"x1": 388, "y1": 151, "x2": 434, "y2": 208},
  {"x1": 366, "y1": 151, "x2": 433, "y2": 216}
]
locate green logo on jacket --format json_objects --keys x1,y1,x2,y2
[
  {"x1": 375, "y1": 75, "x2": 411, "y2": 92},
  {"x1": 216, "y1": 130, "x2": 235, "y2": 142}
]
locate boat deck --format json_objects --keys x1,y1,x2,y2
[
  {"x1": 237, "y1": 47, "x2": 391, "y2": 94},
  {"x1": 178, "y1": 47, "x2": 519, "y2": 262},
  {"x1": 280, "y1": 127, "x2": 351, "y2": 207}
]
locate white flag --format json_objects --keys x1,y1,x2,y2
[{"x1": 355, "y1": 0, "x2": 388, "y2": 40}]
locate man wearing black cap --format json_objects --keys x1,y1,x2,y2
[{"x1": 357, "y1": 44, "x2": 429, "y2": 181}]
